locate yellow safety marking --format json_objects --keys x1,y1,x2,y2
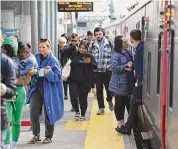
[
  {"x1": 84, "y1": 100, "x2": 125, "y2": 149},
  {"x1": 88, "y1": 92, "x2": 94, "y2": 98},
  {"x1": 65, "y1": 120, "x2": 89, "y2": 130}
]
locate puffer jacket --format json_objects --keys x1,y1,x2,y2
[{"x1": 109, "y1": 51, "x2": 135, "y2": 96}]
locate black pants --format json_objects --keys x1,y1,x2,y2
[
  {"x1": 63, "y1": 81, "x2": 68, "y2": 96},
  {"x1": 94, "y1": 71, "x2": 112, "y2": 109},
  {"x1": 69, "y1": 82, "x2": 88, "y2": 116},
  {"x1": 114, "y1": 95, "x2": 130, "y2": 121},
  {"x1": 30, "y1": 86, "x2": 54, "y2": 138},
  {"x1": 125, "y1": 86, "x2": 142, "y2": 128}
]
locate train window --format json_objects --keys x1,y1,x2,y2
[
  {"x1": 147, "y1": 51, "x2": 151, "y2": 95},
  {"x1": 157, "y1": 33, "x2": 162, "y2": 94},
  {"x1": 169, "y1": 30, "x2": 174, "y2": 108}
]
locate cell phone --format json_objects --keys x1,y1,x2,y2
[{"x1": 80, "y1": 53, "x2": 90, "y2": 58}]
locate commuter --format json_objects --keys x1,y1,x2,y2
[
  {"x1": 1, "y1": 37, "x2": 35, "y2": 149},
  {"x1": 1, "y1": 32, "x2": 16, "y2": 149},
  {"x1": 61, "y1": 33, "x2": 69, "y2": 43},
  {"x1": 118, "y1": 29, "x2": 144, "y2": 135},
  {"x1": 62, "y1": 40, "x2": 97, "y2": 120},
  {"x1": 61, "y1": 33, "x2": 80, "y2": 112},
  {"x1": 16, "y1": 42, "x2": 38, "y2": 78},
  {"x1": 88, "y1": 27, "x2": 113, "y2": 115},
  {"x1": 109, "y1": 36, "x2": 135, "y2": 133},
  {"x1": 58, "y1": 37, "x2": 68, "y2": 100},
  {"x1": 85, "y1": 31, "x2": 94, "y2": 47},
  {"x1": 58, "y1": 37, "x2": 67, "y2": 60},
  {"x1": 27, "y1": 39, "x2": 64, "y2": 144},
  {"x1": 1, "y1": 53, "x2": 16, "y2": 149}
]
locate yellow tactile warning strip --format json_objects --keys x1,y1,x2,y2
[
  {"x1": 88, "y1": 92, "x2": 94, "y2": 98},
  {"x1": 84, "y1": 99, "x2": 125, "y2": 149},
  {"x1": 65, "y1": 120, "x2": 89, "y2": 130}
]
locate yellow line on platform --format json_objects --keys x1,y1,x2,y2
[
  {"x1": 65, "y1": 120, "x2": 89, "y2": 130},
  {"x1": 84, "y1": 100, "x2": 125, "y2": 149}
]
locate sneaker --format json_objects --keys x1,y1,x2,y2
[
  {"x1": 74, "y1": 112, "x2": 80, "y2": 120},
  {"x1": 108, "y1": 101, "x2": 114, "y2": 111},
  {"x1": 42, "y1": 137, "x2": 52, "y2": 144},
  {"x1": 97, "y1": 108, "x2": 105, "y2": 115},
  {"x1": 80, "y1": 115, "x2": 86, "y2": 121},
  {"x1": 70, "y1": 107, "x2": 75, "y2": 112},
  {"x1": 64, "y1": 96, "x2": 68, "y2": 100},
  {"x1": 28, "y1": 135, "x2": 41, "y2": 144}
]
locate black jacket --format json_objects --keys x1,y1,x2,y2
[
  {"x1": 61, "y1": 47, "x2": 97, "y2": 91},
  {"x1": 1, "y1": 53, "x2": 16, "y2": 130}
]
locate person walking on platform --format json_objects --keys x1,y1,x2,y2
[
  {"x1": 1, "y1": 37, "x2": 35, "y2": 149},
  {"x1": 58, "y1": 37, "x2": 69, "y2": 100},
  {"x1": 61, "y1": 33, "x2": 80, "y2": 112},
  {"x1": 109, "y1": 36, "x2": 135, "y2": 133},
  {"x1": 27, "y1": 39, "x2": 64, "y2": 144},
  {"x1": 117, "y1": 29, "x2": 144, "y2": 135},
  {"x1": 61, "y1": 36, "x2": 97, "y2": 120},
  {"x1": 88, "y1": 27, "x2": 113, "y2": 115}
]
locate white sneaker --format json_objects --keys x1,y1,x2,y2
[
  {"x1": 74, "y1": 112, "x2": 80, "y2": 120},
  {"x1": 97, "y1": 108, "x2": 105, "y2": 115}
]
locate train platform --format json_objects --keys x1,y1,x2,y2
[{"x1": 18, "y1": 93, "x2": 137, "y2": 149}]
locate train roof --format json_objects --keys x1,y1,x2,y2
[{"x1": 103, "y1": 0, "x2": 152, "y2": 28}]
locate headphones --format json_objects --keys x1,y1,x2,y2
[{"x1": 94, "y1": 27, "x2": 105, "y2": 36}]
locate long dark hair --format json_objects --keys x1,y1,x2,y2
[{"x1": 114, "y1": 35, "x2": 123, "y2": 53}]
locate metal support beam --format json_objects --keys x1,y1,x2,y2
[
  {"x1": 54, "y1": 1, "x2": 58, "y2": 57},
  {"x1": 51, "y1": 1, "x2": 55, "y2": 53},
  {"x1": 46, "y1": 0, "x2": 51, "y2": 40},
  {"x1": 30, "y1": 1, "x2": 38, "y2": 54},
  {"x1": 38, "y1": 1, "x2": 45, "y2": 39}
]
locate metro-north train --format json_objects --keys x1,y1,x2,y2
[{"x1": 104, "y1": 0, "x2": 178, "y2": 149}]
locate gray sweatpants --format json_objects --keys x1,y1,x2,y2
[{"x1": 30, "y1": 84, "x2": 54, "y2": 138}]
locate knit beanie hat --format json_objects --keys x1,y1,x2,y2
[{"x1": 1, "y1": 36, "x2": 18, "y2": 56}]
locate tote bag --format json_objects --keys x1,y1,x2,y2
[{"x1": 62, "y1": 58, "x2": 72, "y2": 81}]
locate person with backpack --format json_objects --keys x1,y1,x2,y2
[
  {"x1": 88, "y1": 27, "x2": 113, "y2": 115},
  {"x1": 109, "y1": 36, "x2": 135, "y2": 132}
]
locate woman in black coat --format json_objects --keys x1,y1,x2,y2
[{"x1": 61, "y1": 41, "x2": 97, "y2": 120}]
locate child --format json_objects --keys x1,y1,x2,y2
[{"x1": 17, "y1": 42, "x2": 38, "y2": 78}]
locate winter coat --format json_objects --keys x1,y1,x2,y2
[
  {"x1": 109, "y1": 50, "x2": 135, "y2": 96},
  {"x1": 27, "y1": 52, "x2": 64, "y2": 125}
]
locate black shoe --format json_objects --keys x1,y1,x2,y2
[
  {"x1": 115, "y1": 125, "x2": 131, "y2": 135},
  {"x1": 64, "y1": 96, "x2": 68, "y2": 100}
]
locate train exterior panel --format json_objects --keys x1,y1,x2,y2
[{"x1": 104, "y1": 0, "x2": 178, "y2": 149}]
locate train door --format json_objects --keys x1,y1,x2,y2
[{"x1": 166, "y1": 1, "x2": 178, "y2": 149}]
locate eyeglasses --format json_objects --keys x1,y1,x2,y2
[{"x1": 71, "y1": 40, "x2": 78, "y2": 42}]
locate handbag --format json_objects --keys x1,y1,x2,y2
[{"x1": 62, "y1": 58, "x2": 72, "y2": 81}]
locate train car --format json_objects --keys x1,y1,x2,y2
[{"x1": 104, "y1": 0, "x2": 178, "y2": 149}]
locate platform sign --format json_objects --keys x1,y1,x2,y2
[
  {"x1": 2, "y1": 29, "x2": 20, "y2": 40},
  {"x1": 58, "y1": 2, "x2": 93, "y2": 12}
]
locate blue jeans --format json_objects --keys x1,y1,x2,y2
[{"x1": 1, "y1": 129, "x2": 7, "y2": 149}]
